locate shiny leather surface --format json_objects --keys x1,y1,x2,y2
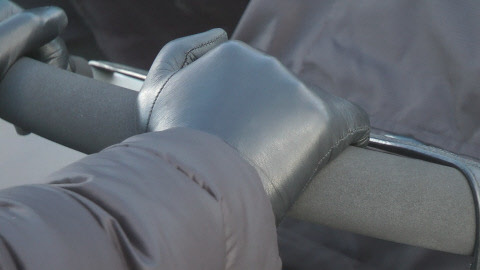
[
  {"x1": 0, "y1": 0, "x2": 21, "y2": 19},
  {"x1": 0, "y1": 1, "x2": 69, "y2": 135},
  {"x1": 32, "y1": 37, "x2": 70, "y2": 70},
  {"x1": 137, "y1": 28, "x2": 228, "y2": 128},
  {"x1": 0, "y1": 1, "x2": 67, "y2": 77},
  {"x1": 137, "y1": 29, "x2": 371, "y2": 221}
]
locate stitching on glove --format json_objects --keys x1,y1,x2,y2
[
  {"x1": 145, "y1": 33, "x2": 226, "y2": 132},
  {"x1": 292, "y1": 126, "x2": 370, "y2": 208},
  {"x1": 145, "y1": 71, "x2": 177, "y2": 132},
  {"x1": 180, "y1": 33, "x2": 226, "y2": 69}
]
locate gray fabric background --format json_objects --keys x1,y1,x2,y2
[{"x1": 233, "y1": 0, "x2": 480, "y2": 160}]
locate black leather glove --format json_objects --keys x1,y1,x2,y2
[
  {"x1": 137, "y1": 28, "x2": 370, "y2": 222},
  {"x1": 0, "y1": 0, "x2": 68, "y2": 77},
  {"x1": 0, "y1": 0, "x2": 70, "y2": 72},
  {"x1": 0, "y1": 0, "x2": 69, "y2": 134},
  {"x1": 1, "y1": 1, "x2": 92, "y2": 74}
]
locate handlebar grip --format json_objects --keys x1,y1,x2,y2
[
  {"x1": 0, "y1": 58, "x2": 139, "y2": 153},
  {"x1": 288, "y1": 146, "x2": 476, "y2": 256}
]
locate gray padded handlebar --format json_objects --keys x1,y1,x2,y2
[{"x1": 0, "y1": 58, "x2": 138, "y2": 153}]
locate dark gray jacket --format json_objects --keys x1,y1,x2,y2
[{"x1": 0, "y1": 128, "x2": 281, "y2": 270}]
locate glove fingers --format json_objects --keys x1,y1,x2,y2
[
  {"x1": 138, "y1": 28, "x2": 228, "y2": 132},
  {"x1": 32, "y1": 37, "x2": 70, "y2": 69},
  {"x1": 0, "y1": 6, "x2": 67, "y2": 77},
  {"x1": 309, "y1": 85, "x2": 370, "y2": 155},
  {"x1": 149, "y1": 28, "x2": 228, "y2": 76}
]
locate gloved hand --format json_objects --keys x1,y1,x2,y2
[
  {"x1": 0, "y1": 1, "x2": 67, "y2": 77},
  {"x1": 137, "y1": 28, "x2": 370, "y2": 222},
  {"x1": 1, "y1": 1, "x2": 90, "y2": 73},
  {"x1": 0, "y1": 0, "x2": 68, "y2": 134}
]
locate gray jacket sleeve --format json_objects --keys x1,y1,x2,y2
[{"x1": 0, "y1": 127, "x2": 281, "y2": 270}]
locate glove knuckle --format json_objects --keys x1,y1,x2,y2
[{"x1": 216, "y1": 41, "x2": 244, "y2": 55}]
